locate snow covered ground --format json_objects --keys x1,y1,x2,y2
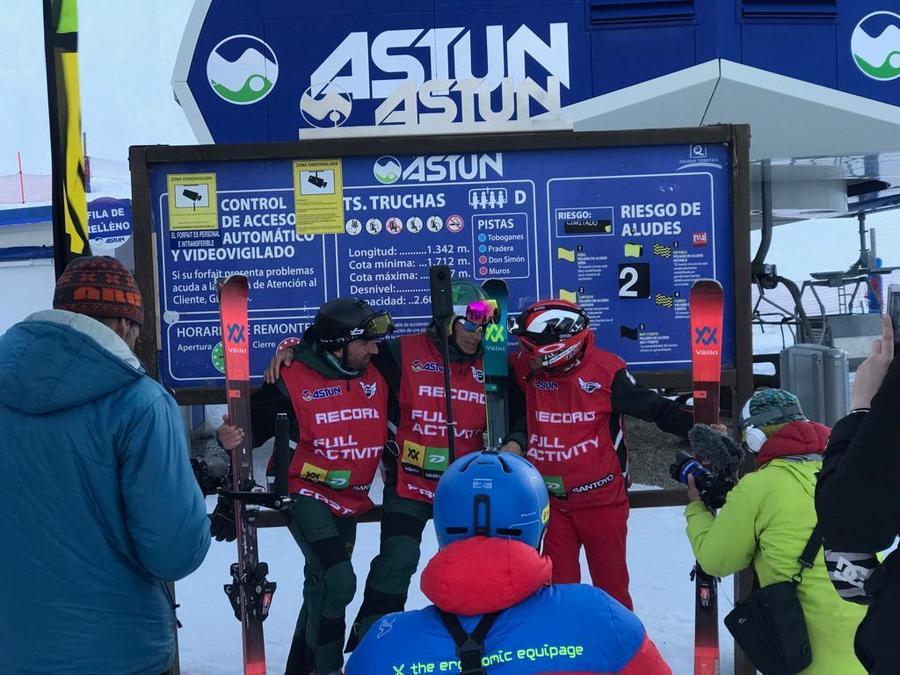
[
  {"x1": 5, "y1": 5, "x2": 898, "y2": 673},
  {"x1": 176, "y1": 489, "x2": 734, "y2": 675}
]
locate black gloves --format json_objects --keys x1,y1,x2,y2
[{"x1": 210, "y1": 495, "x2": 237, "y2": 542}]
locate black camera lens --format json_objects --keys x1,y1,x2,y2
[{"x1": 670, "y1": 450, "x2": 713, "y2": 488}]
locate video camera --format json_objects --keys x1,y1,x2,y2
[
  {"x1": 670, "y1": 424, "x2": 745, "y2": 509},
  {"x1": 190, "y1": 448, "x2": 231, "y2": 495}
]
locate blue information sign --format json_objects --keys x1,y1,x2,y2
[
  {"x1": 147, "y1": 142, "x2": 734, "y2": 388},
  {"x1": 88, "y1": 197, "x2": 132, "y2": 251}
]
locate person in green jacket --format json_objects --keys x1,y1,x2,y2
[{"x1": 684, "y1": 389, "x2": 866, "y2": 675}]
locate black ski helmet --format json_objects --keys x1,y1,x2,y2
[{"x1": 304, "y1": 298, "x2": 394, "y2": 348}]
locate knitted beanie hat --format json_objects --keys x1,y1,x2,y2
[
  {"x1": 53, "y1": 256, "x2": 143, "y2": 325},
  {"x1": 740, "y1": 388, "x2": 806, "y2": 436}
]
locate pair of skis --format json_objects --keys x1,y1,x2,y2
[{"x1": 689, "y1": 279, "x2": 725, "y2": 675}]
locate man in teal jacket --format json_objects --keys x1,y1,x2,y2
[
  {"x1": 0, "y1": 256, "x2": 210, "y2": 675},
  {"x1": 684, "y1": 389, "x2": 865, "y2": 675}
]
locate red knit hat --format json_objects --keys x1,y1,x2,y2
[{"x1": 53, "y1": 256, "x2": 144, "y2": 325}]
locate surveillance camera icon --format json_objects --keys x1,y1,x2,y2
[
  {"x1": 308, "y1": 174, "x2": 327, "y2": 189},
  {"x1": 181, "y1": 188, "x2": 203, "y2": 210}
]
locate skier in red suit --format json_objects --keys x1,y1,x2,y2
[{"x1": 504, "y1": 299, "x2": 693, "y2": 609}]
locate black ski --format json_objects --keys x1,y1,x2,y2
[{"x1": 481, "y1": 280, "x2": 509, "y2": 447}]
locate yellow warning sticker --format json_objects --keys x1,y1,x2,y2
[
  {"x1": 166, "y1": 173, "x2": 218, "y2": 231},
  {"x1": 293, "y1": 159, "x2": 344, "y2": 235}
]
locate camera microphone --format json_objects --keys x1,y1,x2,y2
[{"x1": 688, "y1": 424, "x2": 744, "y2": 475}]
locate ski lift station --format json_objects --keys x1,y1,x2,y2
[
  {"x1": 5, "y1": 0, "x2": 900, "y2": 395},
  {"x1": 166, "y1": 0, "x2": 900, "y2": 371}
]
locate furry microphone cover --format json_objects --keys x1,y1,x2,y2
[{"x1": 688, "y1": 424, "x2": 745, "y2": 474}]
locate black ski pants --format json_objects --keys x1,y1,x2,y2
[
  {"x1": 346, "y1": 460, "x2": 432, "y2": 652},
  {"x1": 284, "y1": 495, "x2": 357, "y2": 675}
]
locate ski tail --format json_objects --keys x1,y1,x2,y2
[
  {"x1": 218, "y1": 274, "x2": 268, "y2": 675},
  {"x1": 689, "y1": 278, "x2": 724, "y2": 675},
  {"x1": 481, "y1": 280, "x2": 509, "y2": 448}
]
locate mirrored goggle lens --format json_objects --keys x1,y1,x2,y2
[
  {"x1": 460, "y1": 319, "x2": 485, "y2": 333},
  {"x1": 465, "y1": 299, "x2": 499, "y2": 326},
  {"x1": 363, "y1": 312, "x2": 394, "y2": 339}
]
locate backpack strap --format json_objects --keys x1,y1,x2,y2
[
  {"x1": 437, "y1": 609, "x2": 502, "y2": 675},
  {"x1": 793, "y1": 523, "x2": 822, "y2": 583}
]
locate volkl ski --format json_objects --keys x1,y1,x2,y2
[
  {"x1": 689, "y1": 278, "x2": 724, "y2": 675},
  {"x1": 218, "y1": 274, "x2": 275, "y2": 675}
]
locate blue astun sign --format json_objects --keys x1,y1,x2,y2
[
  {"x1": 149, "y1": 143, "x2": 734, "y2": 388},
  {"x1": 180, "y1": 2, "x2": 900, "y2": 144}
]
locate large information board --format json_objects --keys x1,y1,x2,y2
[{"x1": 131, "y1": 128, "x2": 750, "y2": 398}]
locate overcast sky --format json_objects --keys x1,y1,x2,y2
[{"x1": 2, "y1": 2, "x2": 195, "y2": 176}]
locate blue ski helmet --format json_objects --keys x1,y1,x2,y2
[{"x1": 433, "y1": 450, "x2": 550, "y2": 550}]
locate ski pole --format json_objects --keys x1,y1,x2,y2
[{"x1": 429, "y1": 265, "x2": 456, "y2": 460}]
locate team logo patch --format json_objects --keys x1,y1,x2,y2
[
  {"x1": 411, "y1": 360, "x2": 444, "y2": 373},
  {"x1": 300, "y1": 462, "x2": 328, "y2": 484},
  {"x1": 301, "y1": 385, "x2": 342, "y2": 402},
  {"x1": 578, "y1": 377, "x2": 601, "y2": 394},
  {"x1": 471, "y1": 366, "x2": 485, "y2": 383},
  {"x1": 325, "y1": 470, "x2": 351, "y2": 490},
  {"x1": 423, "y1": 447, "x2": 450, "y2": 473},
  {"x1": 359, "y1": 380, "x2": 378, "y2": 398},
  {"x1": 571, "y1": 473, "x2": 616, "y2": 494},
  {"x1": 533, "y1": 379, "x2": 559, "y2": 391},
  {"x1": 401, "y1": 440, "x2": 425, "y2": 469},
  {"x1": 543, "y1": 475, "x2": 566, "y2": 497}
]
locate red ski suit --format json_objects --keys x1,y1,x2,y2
[{"x1": 509, "y1": 334, "x2": 692, "y2": 608}]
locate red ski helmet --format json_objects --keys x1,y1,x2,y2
[{"x1": 508, "y1": 299, "x2": 591, "y2": 371}]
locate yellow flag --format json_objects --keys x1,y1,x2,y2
[
  {"x1": 624, "y1": 243, "x2": 643, "y2": 258},
  {"x1": 559, "y1": 288, "x2": 577, "y2": 303},
  {"x1": 43, "y1": 0, "x2": 91, "y2": 276},
  {"x1": 557, "y1": 247, "x2": 575, "y2": 262}
]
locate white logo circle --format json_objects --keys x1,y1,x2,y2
[
  {"x1": 207, "y1": 35, "x2": 278, "y2": 105},
  {"x1": 851, "y1": 11, "x2": 900, "y2": 81}
]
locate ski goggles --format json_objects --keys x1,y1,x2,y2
[
  {"x1": 357, "y1": 311, "x2": 395, "y2": 340},
  {"x1": 456, "y1": 299, "x2": 499, "y2": 332}
]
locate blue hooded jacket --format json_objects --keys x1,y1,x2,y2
[
  {"x1": 346, "y1": 536, "x2": 671, "y2": 674},
  {"x1": 0, "y1": 311, "x2": 210, "y2": 675}
]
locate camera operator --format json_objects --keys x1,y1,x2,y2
[
  {"x1": 816, "y1": 315, "x2": 898, "y2": 674},
  {"x1": 684, "y1": 390, "x2": 865, "y2": 675}
]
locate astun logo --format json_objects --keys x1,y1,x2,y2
[
  {"x1": 373, "y1": 156, "x2": 402, "y2": 184},
  {"x1": 207, "y1": 35, "x2": 278, "y2": 104},
  {"x1": 300, "y1": 82, "x2": 353, "y2": 128},
  {"x1": 851, "y1": 12, "x2": 900, "y2": 81}
]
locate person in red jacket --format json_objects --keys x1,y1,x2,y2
[
  {"x1": 217, "y1": 298, "x2": 393, "y2": 675},
  {"x1": 505, "y1": 299, "x2": 693, "y2": 609},
  {"x1": 264, "y1": 280, "x2": 498, "y2": 651}
]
